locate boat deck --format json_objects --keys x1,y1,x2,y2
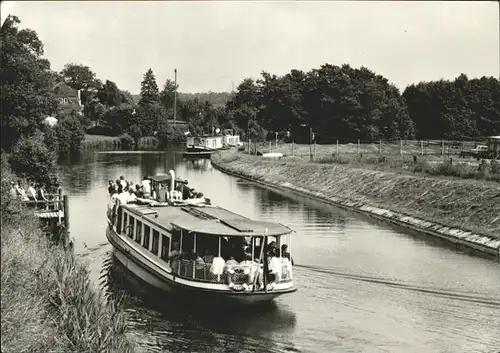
[{"x1": 125, "y1": 204, "x2": 292, "y2": 237}]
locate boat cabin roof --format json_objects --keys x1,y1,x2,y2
[
  {"x1": 148, "y1": 174, "x2": 189, "y2": 184},
  {"x1": 122, "y1": 204, "x2": 292, "y2": 237}
]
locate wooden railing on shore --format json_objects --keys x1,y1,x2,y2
[{"x1": 21, "y1": 189, "x2": 71, "y2": 248}]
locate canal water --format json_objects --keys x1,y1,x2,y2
[{"x1": 58, "y1": 151, "x2": 500, "y2": 353}]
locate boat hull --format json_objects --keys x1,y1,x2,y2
[
  {"x1": 105, "y1": 225, "x2": 296, "y2": 305},
  {"x1": 182, "y1": 151, "x2": 214, "y2": 159}
]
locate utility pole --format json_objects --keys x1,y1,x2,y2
[{"x1": 173, "y1": 68, "x2": 177, "y2": 126}]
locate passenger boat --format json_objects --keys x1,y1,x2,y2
[
  {"x1": 182, "y1": 146, "x2": 214, "y2": 159},
  {"x1": 106, "y1": 171, "x2": 297, "y2": 305}
]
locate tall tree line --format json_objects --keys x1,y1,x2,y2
[{"x1": 224, "y1": 65, "x2": 500, "y2": 143}]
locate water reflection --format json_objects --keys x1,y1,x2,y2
[
  {"x1": 184, "y1": 158, "x2": 213, "y2": 172},
  {"x1": 64, "y1": 150, "x2": 500, "y2": 353},
  {"x1": 103, "y1": 253, "x2": 299, "y2": 353}
]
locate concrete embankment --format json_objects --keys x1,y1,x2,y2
[{"x1": 211, "y1": 151, "x2": 500, "y2": 260}]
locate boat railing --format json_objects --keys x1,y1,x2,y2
[{"x1": 172, "y1": 259, "x2": 293, "y2": 285}]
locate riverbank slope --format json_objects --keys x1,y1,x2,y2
[
  {"x1": 1, "y1": 163, "x2": 134, "y2": 352},
  {"x1": 211, "y1": 151, "x2": 500, "y2": 259}
]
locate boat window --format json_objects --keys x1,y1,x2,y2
[
  {"x1": 122, "y1": 212, "x2": 128, "y2": 234},
  {"x1": 143, "y1": 225, "x2": 151, "y2": 250},
  {"x1": 151, "y1": 229, "x2": 159, "y2": 255},
  {"x1": 135, "y1": 220, "x2": 142, "y2": 243},
  {"x1": 182, "y1": 232, "x2": 194, "y2": 254},
  {"x1": 128, "y1": 217, "x2": 135, "y2": 238},
  {"x1": 161, "y1": 234, "x2": 170, "y2": 261}
]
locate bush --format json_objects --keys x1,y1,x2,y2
[
  {"x1": 157, "y1": 124, "x2": 186, "y2": 148},
  {"x1": 8, "y1": 133, "x2": 58, "y2": 188},
  {"x1": 55, "y1": 115, "x2": 86, "y2": 154},
  {"x1": 491, "y1": 159, "x2": 499, "y2": 174},
  {"x1": 119, "y1": 133, "x2": 135, "y2": 149},
  {"x1": 0, "y1": 154, "x2": 23, "y2": 224},
  {"x1": 42, "y1": 125, "x2": 59, "y2": 152}
]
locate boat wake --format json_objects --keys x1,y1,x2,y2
[{"x1": 295, "y1": 264, "x2": 500, "y2": 307}]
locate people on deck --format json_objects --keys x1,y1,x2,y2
[
  {"x1": 127, "y1": 188, "x2": 137, "y2": 203},
  {"x1": 116, "y1": 185, "x2": 128, "y2": 206},
  {"x1": 17, "y1": 182, "x2": 29, "y2": 201},
  {"x1": 281, "y1": 244, "x2": 294, "y2": 265},
  {"x1": 108, "y1": 180, "x2": 116, "y2": 196},
  {"x1": 169, "y1": 241, "x2": 181, "y2": 272},
  {"x1": 225, "y1": 255, "x2": 240, "y2": 289},
  {"x1": 141, "y1": 176, "x2": 151, "y2": 198},
  {"x1": 119, "y1": 176, "x2": 127, "y2": 189},
  {"x1": 266, "y1": 249, "x2": 281, "y2": 291}
]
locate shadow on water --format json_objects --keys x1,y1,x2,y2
[{"x1": 100, "y1": 252, "x2": 299, "y2": 353}]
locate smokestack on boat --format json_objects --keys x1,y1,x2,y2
[{"x1": 168, "y1": 169, "x2": 175, "y2": 201}]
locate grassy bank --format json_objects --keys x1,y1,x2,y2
[
  {"x1": 83, "y1": 134, "x2": 159, "y2": 150},
  {"x1": 251, "y1": 142, "x2": 499, "y2": 182},
  {"x1": 212, "y1": 151, "x2": 500, "y2": 240},
  {"x1": 1, "y1": 169, "x2": 134, "y2": 352}
]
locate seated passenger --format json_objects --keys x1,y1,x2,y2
[
  {"x1": 202, "y1": 249, "x2": 214, "y2": 263},
  {"x1": 209, "y1": 256, "x2": 225, "y2": 279},
  {"x1": 239, "y1": 253, "x2": 255, "y2": 291},
  {"x1": 135, "y1": 184, "x2": 144, "y2": 198},
  {"x1": 266, "y1": 249, "x2": 281, "y2": 291},
  {"x1": 127, "y1": 188, "x2": 137, "y2": 203},
  {"x1": 169, "y1": 241, "x2": 181, "y2": 273},
  {"x1": 182, "y1": 186, "x2": 191, "y2": 200},
  {"x1": 116, "y1": 186, "x2": 128, "y2": 206},
  {"x1": 281, "y1": 244, "x2": 294, "y2": 265},
  {"x1": 225, "y1": 256, "x2": 240, "y2": 289},
  {"x1": 195, "y1": 253, "x2": 206, "y2": 279}
]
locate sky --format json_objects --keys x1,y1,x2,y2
[{"x1": 1, "y1": 1, "x2": 499, "y2": 94}]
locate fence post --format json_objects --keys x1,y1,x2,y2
[
  {"x1": 336, "y1": 140, "x2": 339, "y2": 155},
  {"x1": 441, "y1": 139, "x2": 444, "y2": 156},
  {"x1": 313, "y1": 140, "x2": 316, "y2": 160},
  {"x1": 63, "y1": 195, "x2": 70, "y2": 248},
  {"x1": 292, "y1": 140, "x2": 294, "y2": 155},
  {"x1": 421, "y1": 140, "x2": 424, "y2": 156}
]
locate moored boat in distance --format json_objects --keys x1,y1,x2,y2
[{"x1": 106, "y1": 171, "x2": 296, "y2": 305}]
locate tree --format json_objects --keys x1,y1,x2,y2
[
  {"x1": 97, "y1": 80, "x2": 126, "y2": 107},
  {"x1": 0, "y1": 15, "x2": 59, "y2": 151},
  {"x1": 54, "y1": 112, "x2": 86, "y2": 154},
  {"x1": 60, "y1": 63, "x2": 102, "y2": 107},
  {"x1": 225, "y1": 64, "x2": 416, "y2": 143},
  {"x1": 8, "y1": 132, "x2": 58, "y2": 188},
  {"x1": 403, "y1": 74, "x2": 500, "y2": 140},
  {"x1": 159, "y1": 78, "x2": 178, "y2": 116},
  {"x1": 138, "y1": 69, "x2": 160, "y2": 107},
  {"x1": 60, "y1": 63, "x2": 101, "y2": 91}
]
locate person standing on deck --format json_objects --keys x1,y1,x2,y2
[
  {"x1": 141, "y1": 176, "x2": 151, "y2": 198},
  {"x1": 28, "y1": 182, "x2": 37, "y2": 201},
  {"x1": 108, "y1": 180, "x2": 116, "y2": 196},
  {"x1": 119, "y1": 176, "x2": 127, "y2": 189},
  {"x1": 37, "y1": 184, "x2": 48, "y2": 210},
  {"x1": 116, "y1": 185, "x2": 128, "y2": 206}
]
